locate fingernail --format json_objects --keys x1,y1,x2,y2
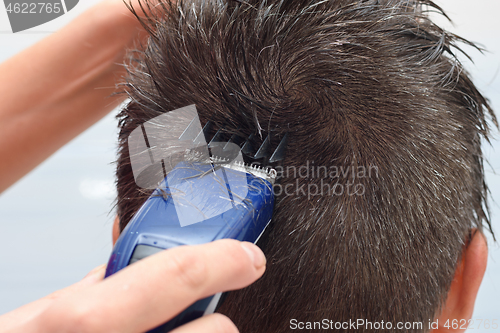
[
  {"x1": 241, "y1": 242, "x2": 266, "y2": 268},
  {"x1": 83, "y1": 264, "x2": 106, "y2": 282}
]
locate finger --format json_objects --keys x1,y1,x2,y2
[
  {"x1": 169, "y1": 313, "x2": 239, "y2": 333},
  {"x1": 0, "y1": 265, "x2": 105, "y2": 332},
  {"x1": 78, "y1": 264, "x2": 107, "y2": 286},
  {"x1": 41, "y1": 264, "x2": 106, "y2": 301},
  {"x1": 39, "y1": 240, "x2": 265, "y2": 333}
]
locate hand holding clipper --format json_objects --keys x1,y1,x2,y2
[{"x1": 104, "y1": 105, "x2": 287, "y2": 332}]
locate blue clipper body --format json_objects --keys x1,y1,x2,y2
[{"x1": 105, "y1": 160, "x2": 275, "y2": 332}]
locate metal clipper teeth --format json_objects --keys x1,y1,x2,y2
[{"x1": 221, "y1": 160, "x2": 278, "y2": 185}]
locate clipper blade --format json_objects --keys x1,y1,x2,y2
[
  {"x1": 129, "y1": 104, "x2": 288, "y2": 189},
  {"x1": 211, "y1": 158, "x2": 277, "y2": 185}
]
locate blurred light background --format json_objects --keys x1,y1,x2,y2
[{"x1": 0, "y1": 0, "x2": 499, "y2": 328}]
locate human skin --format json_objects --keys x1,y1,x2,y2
[
  {"x1": 0, "y1": 1, "x2": 266, "y2": 332},
  {"x1": 0, "y1": 239, "x2": 266, "y2": 333},
  {"x1": 111, "y1": 218, "x2": 488, "y2": 333},
  {"x1": 0, "y1": 0, "x2": 147, "y2": 193},
  {"x1": 0, "y1": 0, "x2": 488, "y2": 331}
]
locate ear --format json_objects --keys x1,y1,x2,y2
[
  {"x1": 112, "y1": 215, "x2": 120, "y2": 246},
  {"x1": 432, "y1": 230, "x2": 488, "y2": 332}
]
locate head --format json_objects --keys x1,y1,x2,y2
[{"x1": 113, "y1": 0, "x2": 495, "y2": 331}]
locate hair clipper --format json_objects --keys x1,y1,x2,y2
[{"x1": 104, "y1": 109, "x2": 288, "y2": 332}]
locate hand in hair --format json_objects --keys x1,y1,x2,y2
[{"x1": 0, "y1": 0, "x2": 147, "y2": 193}]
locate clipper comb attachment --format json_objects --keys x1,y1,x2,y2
[
  {"x1": 194, "y1": 120, "x2": 289, "y2": 168},
  {"x1": 128, "y1": 104, "x2": 288, "y2": 189},
  {"x1": 118, "y1": 105, "x2": 283, "y2": 333}
]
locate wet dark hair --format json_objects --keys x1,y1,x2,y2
[{"x1": 115, "y1": 0, "x2": 496, "y2": 331}]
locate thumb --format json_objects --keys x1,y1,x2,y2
[{"x1": 79, "y1": 264, "x2": 106, "y2": 286}]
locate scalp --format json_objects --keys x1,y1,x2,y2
[{"x1": 116, "y1": 0, "x2": 495, "y2": 331}]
